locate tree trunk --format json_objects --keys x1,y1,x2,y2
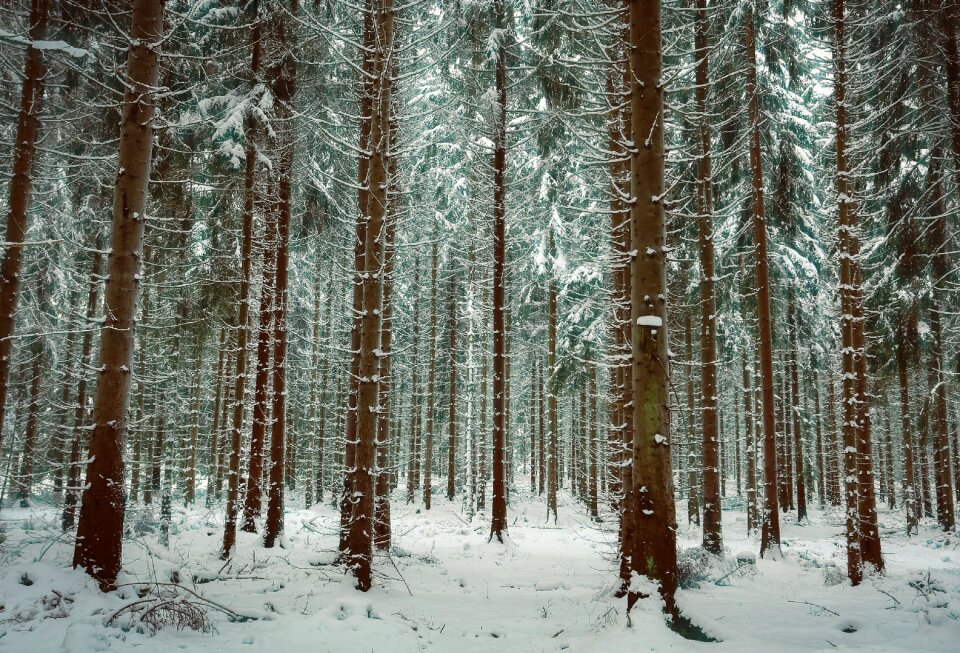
[
  {"x1": 789, "y1": 299, "x2": 806, "y2": 522},
  {"x1": 589, "y1": 365, "x2": 599, "y2": 520},
  {"x1": 489, "y1": 0, "x2": 508, "y2": 542},
  {"x1": 73, "y1": 0, "x2": 164, "y2": 591},
  {"x1": 207, "y1": 327, "x2": 227, "y2": 506},
  {"x1": 222, "y1": 0, "x2": 263, "y2": 559},
  {"x1": 425, "y1": 241, "x2": 439, "y2": 509},
  {"x1": 926, "y1": 154, "x2": 956, "y2": 532},
  {"x1": 52, "y1": 293, "x2": 80, "y2": 505},
  {"x1": 447, "y1": 272, "x2": 457, "y2": 501},
  {"x1": 693, "y1": 0, "x2": 721, "y2": 556},
  {"x1": 833, "y1": 0, "x2": 868, "y2": 584},
  {"x1": 530, "y1": 359, "x2": 538, "y2": 493},
  {"x1": 884, "y1": 405, "x2": 896, "y2": 510},
  {"x1": 477, "y1": 288, "x2": 488, "y2": 510},
  {"x1": 626, "y1": 0, "x2": 678, "y2": 615},
  {"x1": 344, "y1": 0, "x2": 393, "y2": 590},
  {"x1": 538, "y1": 356, "x2": 546, "y2": 496},
  {"x1": 745, "y1": 5, "x2": 782, "y2": 559},
  {"x1": 16, "y1": 335, "x2": 43, "y2": 506},
  {"x1": 241, "y1": 183, "x2": 278, "y2": 533},
  {"x1": 547, "y1": 276, "x2": 558, "y2": 522},
  {"x1": 812, "y1": 367, "x2": 825, "y2": 508},
  {"x1": 0, "y1": 0, "x2": 51, "y2": 452},
  {"x1": 264, "y1": 4, "x2": 296, "y2": 547},
  {"x1": 184, "y1": 339, "x2": 203, "y2": 506},
  {"x1": 407, "y1": 262, "x2": 421, "y2": 503},
  {"x1": 744, "y1": 353, "x2": 758, "y2": 534},
  {"x1": 685, "y1": 315, "x2": 699, "y2": 526},
  {"x1": 374, "y1": 124, "x2": 398, "y2": 547},
  {"x1": 340, "y1": 0, "x2": 377, "y2": 554},
  {"x1": 63, "y1": 251, "x2": 102, "y2": 530}
]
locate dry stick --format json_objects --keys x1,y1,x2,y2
[
  {"x1": 786, "y1": 600, "x2": 839, "y2": 617},
  {"x1": 113, "y1": 582, "x2": 258, "y2": 622},
  {"x1": 386, "y1": 552, "x2": 414, "y2": 596}
]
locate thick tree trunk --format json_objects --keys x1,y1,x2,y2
[
  {"x1": 72, "y1": 0, "x2": 164, "y2": 591},
  {"x1": 222, "y1": 0, "x2": 263, "y2": 559},
  {"x1": 745, "y1": 6, "x2": 782, "y2": 559},
  {"x1": 489, "y1": 0, "x2": 508, "y2": 542},
  {"x1": 374, "y1": 134, "x2": 398, "y2": 547},
  {"x1": 340, "y1": 0, "x2": 377, "y2": 553},
  {"x1": 626, "y1": 0, "x2": 678, "y2": 615},
  {"x1": 693, "y1": 0, "x2": 721, "y2": 556},
  {"x1": 833, "y1": 0, "x2": 874, "y2": 583},
  {"x1": 241, "y1": 185, "x2": 278, "y2": 533},
  {"x1": 0, "y1": 0, "x2": 51, "y2": 452},
  {"x1": 926, "y1": 155, "x2": 956, "y2": 532},
  {"x1": 264, "y1": 5, "x2": 296, "y2": 547},
  {"x1": 344, "y1": 0, "x2": 393, "y2": 590}
]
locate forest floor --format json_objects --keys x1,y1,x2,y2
[{"x1": 1, "y1": 488, "x2": 958, "y2": 652}]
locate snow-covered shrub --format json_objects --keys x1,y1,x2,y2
[
  {"x1": 822, "y1": 562, "x2": 845, "y2": 587},
  {"x1": 677, "y1": 546, "x2": 712, "y2": 589}
]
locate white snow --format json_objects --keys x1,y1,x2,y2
[
  {"x1": 0, "y1": 494, "x2": 956, "y2": 652},
  {"x1": 636, "y1": 315, "x2": 663, "y2": 327}
]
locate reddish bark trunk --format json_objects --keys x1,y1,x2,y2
[
  {"x1": 73, "y1": 0, "x2": 164, "y2": 591},
  {"x1": 0, "y1": 0, "x2": 51, "y2": 451}
]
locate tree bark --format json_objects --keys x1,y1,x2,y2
[
  {"x1": 222, "y1": 0, "x2": 263, "y2": 559},
  {"x1": 447, "y1": 272, "x2": 457, "y2": 501},
  {"x1": 547, "y1": 275, "x2": 558, "y2": 522},
  {"x1": 789, "y1": 299, "x2": 806, "y2": 522},
  {"x1": 73, "y1": 0, "x2": 164, "y2": 591},
  {"x1": 241, "y1": 183, "x2": 277, "y2": 533},
  {"x1": 626, "y1": 0, "x2": 678, "y2": 615},
  {"x1": 375, "y1": 119, "x2": 398, "y2": 547},
  {"x1": 489, "y1": 0, "x2": 509, "y2": 542},
  {"x1": 744, "y1": 353, "x2": 758, "y2": 534},
  {"x1": 745, "y1": 6, "x2": 782, "y2": 559},
  {"x1": 344, "y1": 0, "x2": 393, "y2": 590},
  {"x1": 693, "y1": 0, "x2": 721, "y2": 556},
  {"x1": 0, "y1": 0, "x2": 51, "y2": 453},
  {"x1": 425, "y1": 241, "x2": 438, "y2": 509},
  {"x1": 264, "y1": 3, "x2": 296, "y2": 547}
]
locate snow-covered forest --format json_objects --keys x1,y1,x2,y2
[{"x1": 1, "y1": 0, "x2": 959, "y2": 650}]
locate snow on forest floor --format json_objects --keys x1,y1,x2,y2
[{"x1": 1, "y1": 490, "x2": 958, "y2": 652}]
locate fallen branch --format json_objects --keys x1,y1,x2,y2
[
  {"x1": 787, "y1": 600, "x2": 839, "y2": 617},
  {"x1": 115, "y1": 582, "x2": 258, "y2": 622},
  {"x1": 386, "y1": 553, "x2": 413, "y2": 597}
]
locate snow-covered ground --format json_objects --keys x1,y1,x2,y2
[{"x1": 1, "y1": 490, "x2": 958, "y2": 652}]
